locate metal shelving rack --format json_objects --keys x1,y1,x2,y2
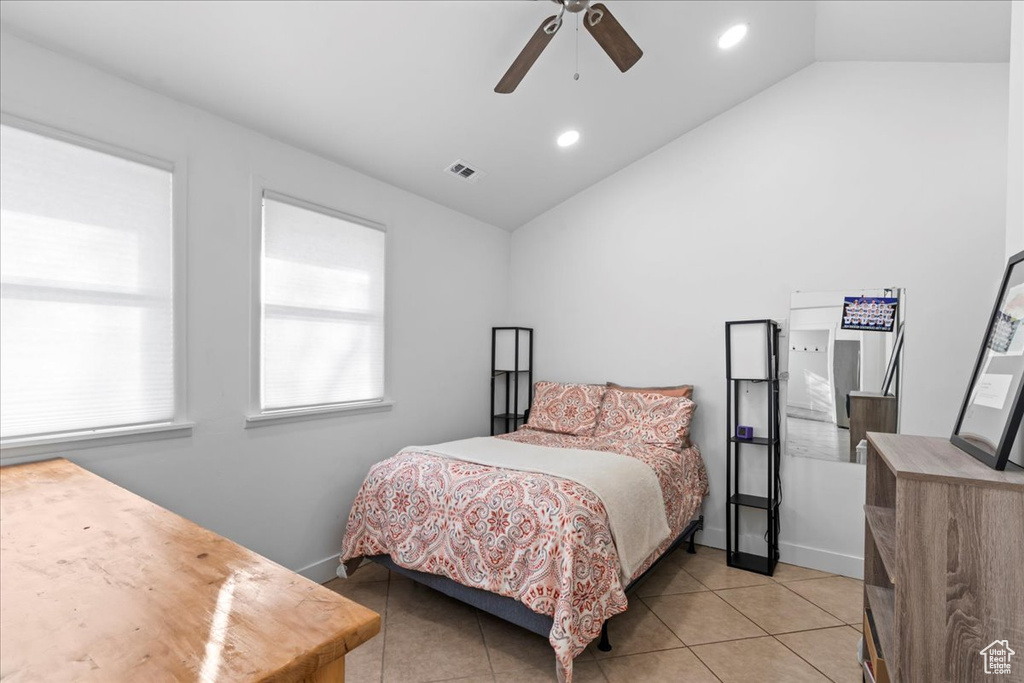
[
  {"x1": 725, "y1": 319, "x2": 781, "y2": 576},
  {"x1": 491, "y1": 327, "x2": 533, "y2": 436}
]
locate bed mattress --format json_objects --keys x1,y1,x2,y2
[{"x1": 340, "y1": 428, "x2": 709, "y2": 680}]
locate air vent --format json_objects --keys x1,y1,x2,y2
[{"x1": 445, "y1": 159, "x2": 485, "y2": 184}]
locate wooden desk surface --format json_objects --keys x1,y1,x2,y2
[
  {"x1": 867, "y1": 433, "x2": 1024, "y2": 491},
  {"x1": 0, "y1": 458, "x2": 379, "y2": 682}
]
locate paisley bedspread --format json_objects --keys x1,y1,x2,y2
[{"x1": 339, "y1": 427, "x2": 709, "y2": 681}]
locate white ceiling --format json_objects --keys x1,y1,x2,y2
[
  {"x1": 0, "y1": 1, "x2": 1012, "y2": 231},
  {"x1": 816, "y1": 0, "x2": 1011, "y2": 62}
]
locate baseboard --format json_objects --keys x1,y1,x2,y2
[
  {"x1": 698, "y1": 527, "x2": 863, "y2": 579},
  {"x1": 297, "y1": 552, "x2": 342, "y2": 584}
]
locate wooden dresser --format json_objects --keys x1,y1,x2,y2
[
  {"x1": 0, "y1": 458, "x2": 380, "y2": 682},
  {"x1": 862, "y1": 434, "x2": 1024, "y2": 683}
]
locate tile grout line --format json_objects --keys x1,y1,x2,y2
[
  {"x1": 639, "y1": 589, "x2": 772, "y2": 651},
  {"x1": 712, "y1": 579, "x2": 853, "y2": 634},
  {"x1": 616, "y1": 556, "x2": 711, "y2": 652},
  {"x1": 686, "y1": 590, "x2": 770, "y2": 639},
  {"x1": 595, "y1": 640, "x2": 750, "y2": 682},
  {"x1": 688, "y1": 642, "x2": 733, "y2": 683},
  {"x1": 778, "y1": 578, "x2": 861, "y2": 625},
  {"x1": 675, "y1": 631, "x2": 776, "y2": 649},
  {"x1": 594, "y1": 556, "x2": 719, "y2": 677},
  {"x1": 378, "y1": 574, "x2": 391, "y2": 683},
  {"x1": 589, "y1": 656, "x2": 613, "y2": 683},
  {"x1": 635, "y1": 594, "x2": 690, "y2": 649},
  {"x1": 594, "y1": 642, "x2": 691, "y2": 660},
  {"x1": 680, "y1": 564, "x2": 717, "y2": 591},
  {"x1": 638, "y1": 560, "x2": 772, "y2": 650},
  {"x1": 473, "y1": 610, "x2": 497, "y2": 681},
  {"x1": 769, "y1": 623, "x2": 860, "y2": 637},
  {"x1": 770, "y1": 633, "x2": 845, "y2": 683}
]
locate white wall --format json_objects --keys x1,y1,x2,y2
[
  {"x1": 0, "y1": 33, "x2": 511, "y2": 581},
  {"x1": 510, "y1": 61, "x2": 1009, "y2": 576},
  {"x1": 1009, "y1": 1, "x2": 1024, "y2": 258}
]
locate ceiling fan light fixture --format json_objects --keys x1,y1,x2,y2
[
  {"x1": 557, "y1": 130, "x2": 581, "y2": 147},
  {"x1": 718, "y1": 23, "x2": 748, "y2": 50}
]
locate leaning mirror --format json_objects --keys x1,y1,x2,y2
[{"x1": 783, "y1": 289, "x2": 905, "y2": 464}]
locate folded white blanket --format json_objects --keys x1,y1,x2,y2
[{"x1": 407, "y1": 436, "x2": 671, "y2": 583}]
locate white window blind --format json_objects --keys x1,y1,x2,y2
[
  {"x1": 260, "y1": 194, "x2": 385, "y2": 412},
  {"x1": 0, "y1": 123, "x2": 175, "y2": 440}
]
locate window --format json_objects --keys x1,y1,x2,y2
[
  {"x1": 0, "y1": 122, "x2": 180, "y2": 442},
  {"x1": 258, "y1": 192, "x2": 386, "y2": 414}
]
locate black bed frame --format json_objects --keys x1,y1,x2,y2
[{"x1": 368, "y1": 513, "x2": 704, "y2": 653}]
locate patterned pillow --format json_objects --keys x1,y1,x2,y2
[
  {"x1": 606, "y1": 382, "x2": 694, "y2": 400},
  {"x1": 593, "y1": 388, "x2": 696, "y2": 450},
  {"x1": 526, "y1": 381, "x2": 606, "y2": 436},
  {"x1": 606, "y1": 383, "x2": 695, "y2": 448}
]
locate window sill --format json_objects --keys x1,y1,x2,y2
[
  {"x1": 0, "y1": 422, "x2": 195, "y2": 463},
  {"x1": 245, "y1": 400, "x2": 395, "y2": 428}
]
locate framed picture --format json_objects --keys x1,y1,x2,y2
[
  {"x1": 951, "y1": 250, "x2": 1024, "y2": 470},
  {"x1": 840, "y1": 296, "x2": 898, "y2": 332}
]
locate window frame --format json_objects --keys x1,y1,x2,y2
[
  {"x1": 0, "y1": 113, "x2": 191, "y2": 460},
  {"x1": 247, "y1": 184, "x2": 392, "y2": 427}
]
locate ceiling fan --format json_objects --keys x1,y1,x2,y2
[{"x1": 495, "y1": 0, "x2": 643, "y2": 94}]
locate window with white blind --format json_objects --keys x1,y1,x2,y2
[
  {"x1": 257, "y1": 192, "x2": 386, "y2": 414},
  {"x1": 0, "y1": 122, "x2": 181, "y2": 443}
]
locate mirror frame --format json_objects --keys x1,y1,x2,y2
[
  {"x1": 784, "y1": 287, "x2": 906, "y2": 464},
  {"x1": 951, "y1": 250, "x2": 1024, "y2": 471}
]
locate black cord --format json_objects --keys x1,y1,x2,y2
[
  {"x1": 761, "y1": 334, "x2": 783, "y2": 560},
  {"x1": 772, "y1": 384, "x2": 782, "y2": 560}
]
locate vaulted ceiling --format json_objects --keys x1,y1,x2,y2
[{"x1": 0, "y1": 1, "x2": 1011, "y2": 230}]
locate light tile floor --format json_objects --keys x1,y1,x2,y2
[{"x1": 325, "y1": 546, "x2": 864, "y2": 683}]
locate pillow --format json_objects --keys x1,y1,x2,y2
[
  {"x1": 606, "y1": 381, "x2": 694, "y2": 400},
  {"x1": 527, "y1": 381, "x2": 606, "y2": 436},
  {"x1": 594, "y1": 388, "x2": 696, "y2": 450}
]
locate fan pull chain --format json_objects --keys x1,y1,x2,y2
[{"x1": 573, "y1": 13, "x2": 580, "y2": 81}]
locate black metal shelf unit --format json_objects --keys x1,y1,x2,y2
[
  {"x1": 725, "y1": 319, "x2": 781, "y2": 576},
  {"x1": 491, "y1": 327, "x2": 533, "y2": 435}
]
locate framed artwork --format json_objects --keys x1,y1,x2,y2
[
  {"x1": 951, "y1": 250, "x2": 1024, "y2": 470},
  {"x1": 840, "y1": 296, "x2": 898, "y2": 332}
]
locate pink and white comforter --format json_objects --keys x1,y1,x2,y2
[{"x1": 339, "y1": 427, "x2": 709, "y2": 681}]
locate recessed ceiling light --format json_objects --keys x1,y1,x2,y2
[
  {"x1": 718, "y1": 23, "x2": 748, "y2": 50},
  {"x1": 557, "y1": 130, "x2": 580, "y2": 148}
]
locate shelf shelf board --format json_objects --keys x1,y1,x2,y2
[
  {"x1": 728, "y1": 377, "x2": 778, "y2": 383},
  {"x1": 865, "y1": 585, "x2": 895, "y2": 663},
  {"x1": 726, "y1": 551, "x2": 775, "y2": 576},
  {"x1": 728, "y1": 494, "x2": 775, "y2": 510},
  {"x1": 864, "y1": 505, "x2": 897, "y2": 584},
  {"x1": 492, "y1": 413, "x2": 526, "y2": 420},
  {"x1": 492, "y1": 369, "x2": 531, "y2": 375},
  {"x1": 729, "y1": 436, "x2": 778, "y2": 446}
]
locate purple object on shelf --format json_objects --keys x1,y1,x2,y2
[{"x1": 736, "y1": 425, "x2": 754, "y2": 440}]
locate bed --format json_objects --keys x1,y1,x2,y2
[{"x1": 339, "y1": 382, "x2": 709, "y2": 682}]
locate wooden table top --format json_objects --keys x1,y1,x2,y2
[
  {"x1": 867, "y1": 433, "x2": 1024, "y2": 491},
  {"x1": 0, "y1": 458, "x2": 379, "y2": 682}
]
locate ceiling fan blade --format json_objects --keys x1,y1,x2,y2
[
  {"x1": 584, "y1": 3, "x2": 643, "y2": 73},
  {"x1": 495, "y1": 15, "x2": 560, "y2": 94}
]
